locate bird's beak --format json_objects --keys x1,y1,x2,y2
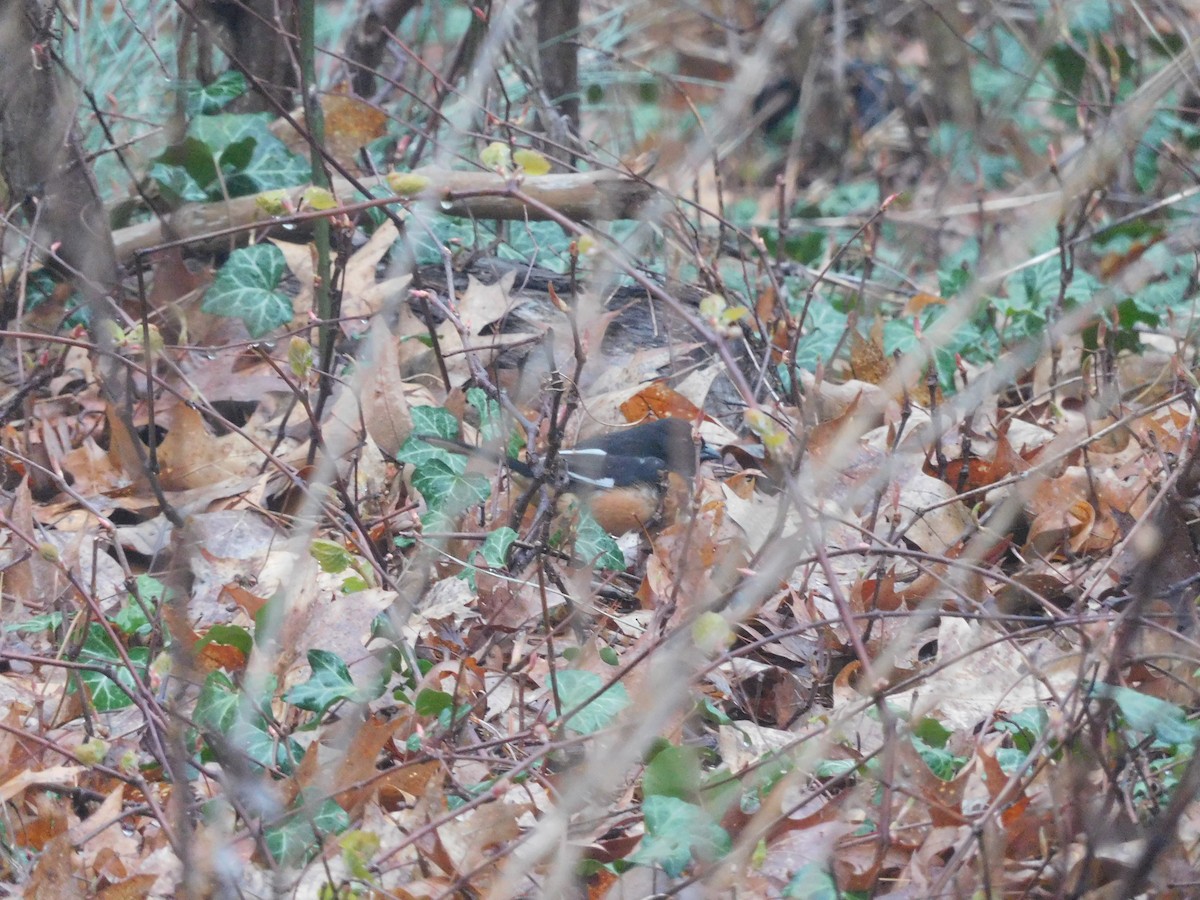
[{"x1": 699, "y1": 442, "x2": 722, "y2": 462}]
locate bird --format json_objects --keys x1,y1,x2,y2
[
  {"x1": 553, "y1": 417, "x2": 720, "y2": 534},
  {"x1": 421, "y1": 417, "x2": 719, "y2": 534}
]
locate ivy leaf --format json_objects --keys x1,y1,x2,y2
[
  {"x1": 189, "y1": 113, "x2": 309, "y2": 194},
  {"x1": 202, "y1": 243, "x2": 292, "y2": 337},
  {"x1": 1093, "y1": 683, "x2": 1200, "y2": 747},
  {"x1": 412, "y1": 406, "x2": 460, "y2": 440},
  {"x1": 195, "y1": 671, "x2": 241, "y2": 733},
  {"x1": 310, "y1": 538, "x2": 353, "y2": 574},
  {"x1": 783, "y1": 864, "x2": 839, "y2": 899},
  {"x1": 574, "y1": 510, "x2": 625, "y2": 570},
  {"x1": 396, "y1": 435, "x2": 463, "y2": 471},
  {"x1": 415, "y1": 688, "x2": 454, "y2": 717},
  {"x1": 75, "y1": 624, "x2": 149, "y2": 712},
  {"x1": 643, "y1": 744, "x2": 703, "y2": 801},
  {"x1": 155, "y1": 136, "x2": 220, "y2": 195},
  {"x1": 628, "y1": 796, "x2": 731, "y2": 877},
  {"x1": 550, "y1": 670, "x2": 629, "y2": 734},
  {"x1": 460, "y1": 526, "x2": 517, "y2": 588},
  {"x1": 185, "y1": 70, "x2": 248, "y2": 116},
  {"x1": 265, "y1": 797, "x2": 350, "y2": 865},
  {"x1": 466, "y1": 387, "x2": 503, "y2": 441},
  {"x1": 194, "y1": 624, "x2": 254, "y2": 659},
  {"x1": 410, "y1": 459, "x2": 490, "y2": 513},
  {"x1": 284, "y1": 649, "x2": 366, "y2": 714}
]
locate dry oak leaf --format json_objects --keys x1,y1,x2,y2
[
  {"x1": 271, "y1": 90, "x2": 388, "y2": 171},
  {"x1": 271, "y1": 237, "x2": 316, "y2": 326},
  {"x1": 620, "y1": 381, "x2": 705, "y2": 423},
  {"x1": 879, "y1": 472, "x2": 973, "y2": 556},
  {"x1": 341, "y1": 220, "x2": 410, "y2": 324},
  {"x1": 155, "y1": 403, "x2": 263, "y2": 491},
  {"x1": 396, "y1": 272, "x2": 526, "y2": 387},
  {"x1": 886, "y1": 618, "x2": 1082, "y2": 731},
  {"x1": 359, "y1": 327, "x2": 437, "y2": 457}
]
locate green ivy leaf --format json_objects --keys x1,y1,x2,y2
[
  {"x1": 195, "y1": 671, "x2": 241, "y2": 733},
  {"x1": 189, "y1": 113, "x2": 309, "y2": 195},
  {"x1": 155, "y1": 136, "x2": 220, "y2": 195},
  {"x1": 466, "y1": 387, "x2": 503, "y2": 441},
  {"x1": 1093, "y1": 683, "x2": 1200, "y2": 747},
  {"x1": 628, "y1": 795, "x2": 731, "y2": 877},
  {"x1": 574, "y1": 510, "x2": 625, "y2": 570},
  {"x1": 75, "y1": 624, "x2": 148, "y2": 712},
  {"x1": 995, "y1": 706, "x2": 1048, "y2": 753},
  {"x1": 412, "y1": 406, "x2": 460, "y2": 440},
  {"x1": 310, "y1": 538, "x2": 353, "y2": 574},
  {"x1": 396, "y1": 435, "x2": 464, "y2": 471},
  {"x1": 643, "y1": 744, "x2": 703, "y2": 802},
  {"x1": 185, "y1": 70, "x2": 248, "y2": 116},
  {"x1": 911, "y1": 736, "x2": 967, "y2": 780},
  {"x1": 202, "y1": 243, "x2": 292, "y2": 337},
  {"x1": 415, "y1": 688, "x2": 454, "y2": 717},
  {"x1": 265, "y1": 796, "x2": 350, "y2": 865},
  {"x1": 550, "y1": 670, "x2": 629, "y2": 734},
  {"x1": 911, "y1": 716, "x2": 953, "y2": 748},
  {"x1": 194, "y1": 624, "x2": 254, "y2": 659},
  {"x1": 459, "y1": 526, "x2": 518, "y2": 588},
  {"x1": 783, "y1": 863, "x2": 839, "y2": 899},
  {"x1": 284, "y1": 649, "x2": 363, "y2": 713},
  {"x1": 4, "y1": 611, "x2": 63, "y2": 634},
  {"x1": 410, "y1": 459, "x2": 490, "y2": 513}
]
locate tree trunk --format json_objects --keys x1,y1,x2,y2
[{"x1": 0, "y1": 0, "x2": 120, "y2": 309}]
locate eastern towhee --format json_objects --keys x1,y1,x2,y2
[{"x1": 423, "y1": 417, "x2": 719, "y2": 534}]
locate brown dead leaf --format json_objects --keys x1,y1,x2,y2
[
  {"x1": 272, "y1": 91, "x2": 389, "y2": 171},
  {"x1": 94, "y1": 875, "x2": 157, "y2": 900},
  {"x1": 887, "y1": 618, "x2": 1081, "y2": 731},
  {"x1": 341, "y1": 220, "x2": 405, "y2": 323},
  {"x1": 156, "y1": 404, "x2": 242, "y2": 490},
  {"x1": 901, "y1": 291, "x2": 946, "y2": 316},
  {"x1": 271, "y1": 238, "x2": 316, "y2": 326},
  {"x1": 755, "y1": 283, "x2": 779, "y2": 322},
  {"x1": 939, "y1": 419, "x2": 1029, "y2": 493},
  {"x1": 1098, "y1": 234, "x2": 1163, "y2": 279},
  {"x1": 619, "y1": 381, "x2": 704, "y2": 423},
  {"x1": 1032, "y1": 331, "x2": 1084, "y2": 401},
  {"x1": 103, "y1": 404, "x2": 147, "y2": 487},
  {"x1": 24, "y1": 832, "x2": 83, "y2": 899},
  {"x1": 580, "y1": 342, "x2": 704, "y2": 411},
  {"x1": 721, "y1": 483, "x2": 802, "y2": 554},
  {"x1": 1023, "y1": 467, "x2": 1128, "y2": 559},
  {"x1": 644, "y1": 500, "x2": 747, "y2": 626},
  {"x1": 848, "y1": 317, "x2": 890, "y2": 386},
  {"x1": 146, "y1": 246, "x2": 210, "y2": 318},
  {"x1": 376, "y1": 759, "x2": 441, "y2": 813},
  {"x1": 433, "y1": 788, "x2": 531, "y2": 886},
  {"x1": 893, "y1": 732, "x2": 969, "y2": 827},
  {"x1": 3, "y1": 478, "x2": 67, "y2": 611},
  {"x1": 331, "y1": 715, "x2": 419, "y2": 813},
  {"x1": 0, "y1": 764, "x2": 83, "y2": 803},
  {"x1": 361, "y1": 333, "x2": 413, "y2": 458},
  {"x1": 881, "y1": 472, "x2": 972, "y2": 556},
  {"x1": 398, "y1": 273, "x2": 525, "y2": 387},
  {"x1": 71, "y1": 783, "x2": 141, "y2": 874},
  {"x1": 799, "y1": 370, "x2": 891, "y2": 423}
]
